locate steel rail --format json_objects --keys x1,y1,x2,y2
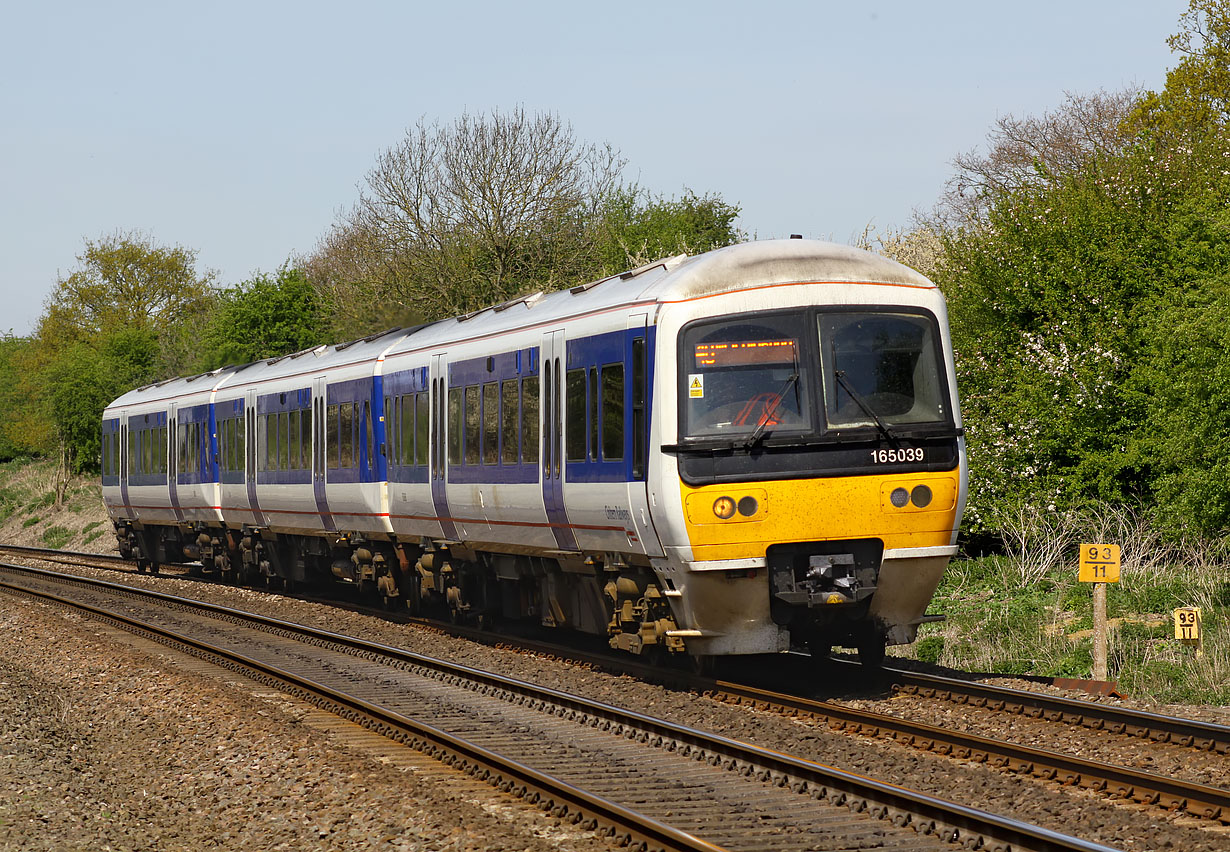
[
  {"x1": 0, "y1": 562, "x2": 1121, "y2": 852},
  {"x1": 7, "y1": 548, "x2": 1226, "y2": 822},
  {"x1": 847, "y1": 661, "x2": 1230, "y2": 754},
  {"x1": 0, "y1": 570, "x2": 720, "y2": 852}
]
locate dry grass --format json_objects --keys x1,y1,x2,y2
[{"x1": 0, "y1": 458, "x2": 113, "y2": 554}]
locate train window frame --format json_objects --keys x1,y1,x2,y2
[
  {"x1": 601, "y1": 362, "x2": 624, "y2": 461},
  {"x1": 565, "y1": 368, "x2": 586, "y2": 462},
  {"x1": 415, "y1": 391, "x2": 430, "y2": 467},
  {"x1": 676, "y1": 305, "x2": 954, "y2": 445},
  {"x1": 464, "y1": 385, "x2": 480, "y2": 466},
  {"x1": 816, "y1": 308, "x2": 951, "y2": 431},
  {"x1": 522, "y1": 375, "x2": 539, "y2": 466},
  {"x1": 678, "y1": 310, "x2": 814, "y2": 442},
  {"x1": 500, "y1": 379, "x2": 519, "y2": 464},
  {"x1": 482, "y1": 381, "x2": 499, "y2": 465}
]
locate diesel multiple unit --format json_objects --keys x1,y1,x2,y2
[{"x1": 102, "y1": 239, "x2": 967, "y2": 666}]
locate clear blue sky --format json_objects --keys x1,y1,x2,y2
[{"x1": 0, "y1": 1, "x2": 1185, "y2": 337}]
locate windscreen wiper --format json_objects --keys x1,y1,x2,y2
[
  {"x1": 833, "y1": 370, "x2": 901, "y2": 449},
  {"x1": 743, "y1": 371, "x2": 799, "y2": 449}
]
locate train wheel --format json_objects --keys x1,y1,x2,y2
[
  {"x1": 807, "y1": 637, "x2": 832, "y2": 660},
  {"x1": 688, "y1": 654, "x2": 716, "y2": 678},
  {"x1": 857, "y1": 635, "x2": 886, "y2": 669}
]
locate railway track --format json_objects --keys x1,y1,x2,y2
[
  {"x1": 0, "y1": 561, "x2": 1125, "y2": 852},
  {"x1": 5, "y1": 543, "x2": 1228, "y2": 825}
]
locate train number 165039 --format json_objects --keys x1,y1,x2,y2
[{"x1": 870, "y1": 447, "x2": 924, "y2": 464}]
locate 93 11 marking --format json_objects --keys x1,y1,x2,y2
[{"x1": 871, "y1": 447, "x2": 924, "y2": 464}]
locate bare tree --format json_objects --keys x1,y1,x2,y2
[
  {"x1": 938, "y1": 88, "x2": 1141, "y2": 226},
  {"x1": 309, "y1": 108, "x2": 626, "y2": 327}
]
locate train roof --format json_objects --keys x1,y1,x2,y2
[
  {"x1": 380, "y1": 238, "x2": 934, "y2": 357},
  {"x1": 104, "y1": 239, "x2": 934, "y2": 412}
]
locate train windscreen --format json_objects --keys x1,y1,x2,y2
[
  {"x1": 818, "y1": 312, "x2": 946, "y2": 428},
  {"x1": 681, "y1": 315, "x2": 812, "y2": 438}
]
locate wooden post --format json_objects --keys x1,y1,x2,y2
[
  {"x1": 1092, "y1": 582, "x2": 1108, "y2": 681},
  {"x1": 1079, "y1": 544, "x2": 1120, "y2": 683}
]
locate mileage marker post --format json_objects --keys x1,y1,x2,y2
[{"x1": 1079, "y1": 544, "x2": 1121, "y2": 681}]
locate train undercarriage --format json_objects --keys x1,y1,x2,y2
[{"x1": 112, "y1": 520, "x2": 689, "y2": 661}]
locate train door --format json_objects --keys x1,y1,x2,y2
[
  {"x1": 430, "y1": 353, "x2": 458, "y2": 540},
  {"x1": 626, "y1": 315, "x2": 664, "y2": 557},
  {"x1": 245, "y1": 388, "x2": 265, "y2": 526},
  {"x1": 541, "y1": 330, "x2": 577, "y2": 551},
  {"x1": 312, "y1": 376, "x2": 336, "y2": 531},
  {"x1": 167, "y1": 403, "x2": 184, "y2": 523},
  {"x1": 119, "y1": 415, "x2": 130, "y2": 513}
]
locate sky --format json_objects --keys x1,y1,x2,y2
[{"x1": 0, "y1": 1, "x2": 1186, "y2": 338}]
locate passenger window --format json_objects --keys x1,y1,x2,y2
[
  {"x1": 327, "y1": 405, "x2": 339, "y2": 468},
  {"x1": 500, "y1": 379, "x2": 518, "y2": 464},
  {"x1": 566, "y1": 369, "x2": 586, "y2": 462},
  {"x1": 279, "y1": 411, "x2": 290, "y2": 471},
  {"x1": 602, "y1": 363, "x2": 624, "y2": 461},
  {"x1": 415, "y1": 392, "x2": 429, "y2": 466},
  {"x1": 522, "y1": 376, "x2": 539, "y2": 465},
  {"x1": 448, "y1": 387, "x2": 462, "y2": 466},
  {"x1": 464, "y1": 385, "x2": 480, "y2": 465},
  {"x1": 289, "y1": 410, "x2": 301, "y2": 470},
  {"x1": 589, "y1": 367, "x2": 598, "y2": 461},
  {"x1": 483, "y1": 382, "x2": 498, "y2": 465},
  {"x1": 363, "y1": 401, "x2": 373, "y2": 470}
]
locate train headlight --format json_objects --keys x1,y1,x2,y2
[
  {"x1": 713, "y1": 496, "x2": 736, "y2": 519},
  {"x1": 890, "y1": 487, "x2": 910, "y2": 508},
  {"x1": 911, "y1": 485, "x2": 933, "y2": 508},
  {"x1": 737, "y1": 496, "x2": 759, "y2": 517}
]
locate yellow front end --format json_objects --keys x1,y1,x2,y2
[{"x1": 666, "y1": 470, "x2": 960, "y2": 655}]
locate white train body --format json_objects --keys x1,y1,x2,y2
[{"x1": 103, "y1": 239, "x2": 966, "y2": 663}]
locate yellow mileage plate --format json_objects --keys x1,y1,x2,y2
[
  {"x1": 1078, "y1": 543, "x2": 1121, "y2": 583},
  {"x1": 1174, "y1": 607, "x2": 1202, "y2": 642}
]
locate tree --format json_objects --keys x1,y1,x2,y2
[
  {"x1": 312, "y1": 107, "x2": 626, "y2": 325},
  {"x1": 39, "y1": 230, "x2": 215, "y2": 344},
  {"x1": 938, "y1": 89, "x2": 1141, "y2": 227},
  {"x1": 197, "y1": 266, "x2": 329, "y2": 368},
  {"x1": 594, "y1": 189, "x2": 743, "y2": 273},
  {"x1": 1131, "y1": 0, "x2": 1230, "y2": 140}
]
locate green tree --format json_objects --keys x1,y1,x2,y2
[
  {"x1": 198, "y1": 266, "x2": 329, "y2": 368},
  {"x1": 594, "y1": 189, "x2": 743, "y2": 274},
  {"x1": 39, "y1": 230, "x2": 215, "y2": 344}
]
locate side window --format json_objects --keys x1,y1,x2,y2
[
  {"x1": 464, "y1": 385, "x2": 480, "y2": 465},
  {"x1": 301, "y1": 408, "x2": 311, "y2": 469},
  {"x1": 632, "y1": 338, "x2": 647, "y2": 480},
  {"x1": 363, "y1": 401, "x2": 373, "y2": 471},
  {"x1": 448, "y1": 387, "x2": 462, "y2": 466},
  {"x1": 340, "y1": 403, "x2": 354, "y2": 468},
  {"x1": 327, "y1": 404, "x2": 340, "y2": 469},
  {"x1": 482, "y1": 382, "x2": 498, "y2": 465},
  {"x1": 500, "y1": 379, "x2": 518, "y2": 464},
  {"x1": 279, "y1": 411, "x2": 290, "y2": 471},
  {"x1": 400, "y1": 395, "x2": 414, "y2": 466},
  {"x1": 566, "y1": 369, "x2": 586, "y2": 462},
  {"x1": 415, "y1": 392, "x2": 429, "y2": 466},
  {"x1": 589, "y1": 367, "x2": 599, "y2": 461},
  {"x1": 289, "y1": 409, "x2": 301, "y2": 470},
  {"x1": 522, "y1": 376, "x2": 539, "y2": 465},
  {"x1": 602, "y1": 363, "x2": 624, "y2": 461}
]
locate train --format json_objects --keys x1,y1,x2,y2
[{"x1": 101, "y1": 237, "x2": 967, "y2": 667}]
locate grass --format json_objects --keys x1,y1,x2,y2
[
  {"x1": 894, "y1": 506, "x2": 1230, "y2": 705},
  {"x1": 40, "y1": 525, "x2": 72, "y2": 549}
]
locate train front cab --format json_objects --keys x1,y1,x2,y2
[{"x1": 657, "y1": 290, "x2": 966, "y2": 663}]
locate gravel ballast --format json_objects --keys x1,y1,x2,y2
[{"x1": 3, "y1": 555, "x2": 1229, "y2": 851}]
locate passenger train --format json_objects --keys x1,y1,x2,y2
[{"x1": 102, "y1": 238, "x2": 967, "y2": 666}]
